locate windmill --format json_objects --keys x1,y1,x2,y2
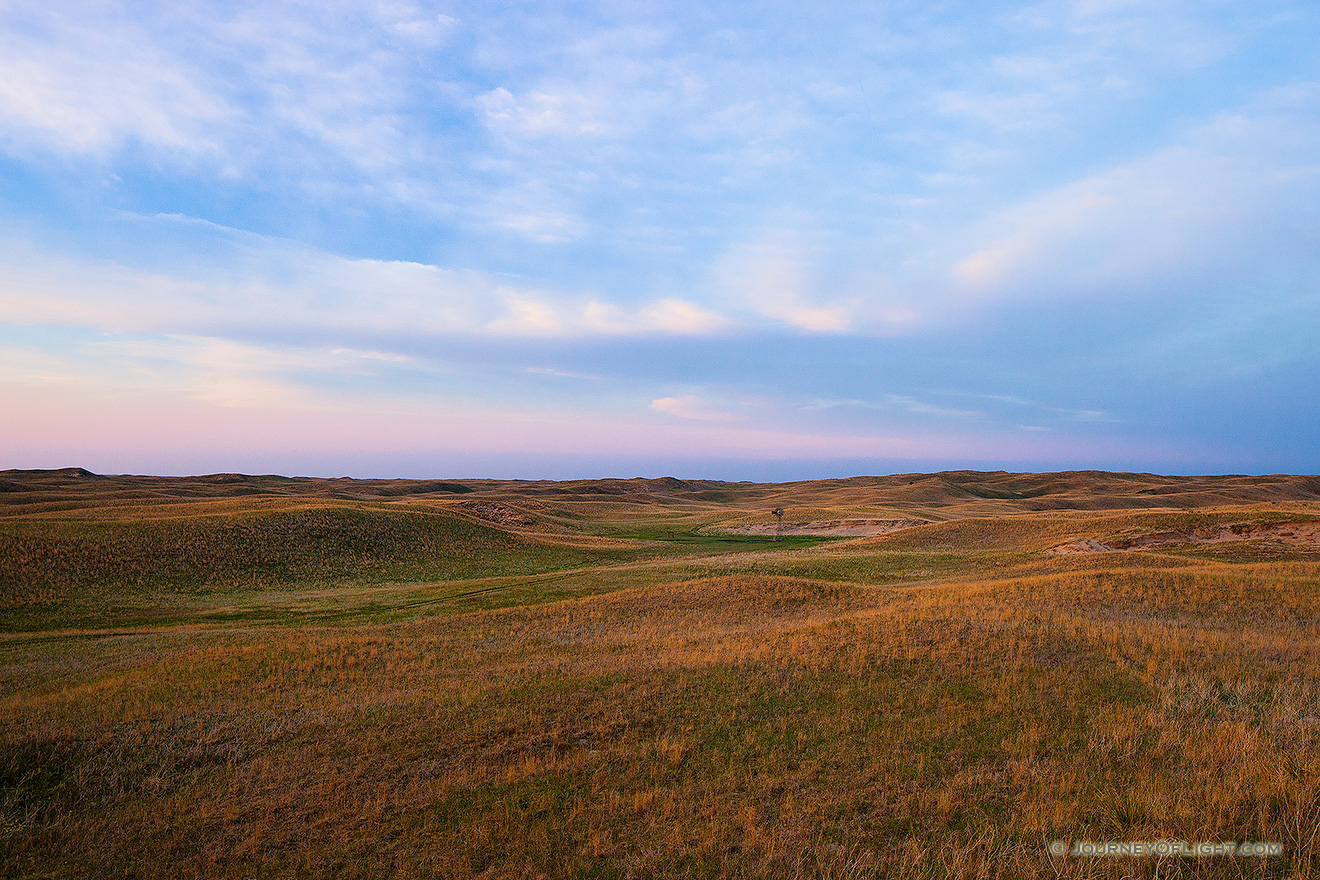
[{"x1": 771, "y1": 507, "x2": 785, "y2": 541}]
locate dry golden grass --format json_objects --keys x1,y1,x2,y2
[{"x1": 3, "y1": 470, "x2": 1320, "y2": 878}]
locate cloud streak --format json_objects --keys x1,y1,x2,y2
[{"x1": 0, "y1": 220, "x2": 737, "y2": 342}]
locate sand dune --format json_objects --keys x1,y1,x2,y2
[{"x1": 1050, "y1": 519, "x2": 1320, "y2": 554}]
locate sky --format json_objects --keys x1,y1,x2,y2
[{"x1": 1, "y1": 0, "x2": 1318, "y2": 480}]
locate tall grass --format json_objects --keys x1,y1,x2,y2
[{"x1": 3, "y1": 500, "x2": 1319, "y2": 877}]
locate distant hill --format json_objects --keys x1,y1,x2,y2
[{"x1": 3, "y1": 467, "x2": 1318, "y2": 513}]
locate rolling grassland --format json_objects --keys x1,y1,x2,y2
[{"x1": 3, "y1": 469, "x2": 1320, "y2": 878}]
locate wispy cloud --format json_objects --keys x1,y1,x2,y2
[
  {"x1": 650, "y1": 394, "x2": 737, "y2": 422},
  {"x1": 0, "y1": 219, "x2": 736, "y2": 342},
  {"x1": 975, "y1": 394, "x2": 1121, "y2": 423},
  {"x1": 526, "y1": 366, "x2": 604, "y2": 380},
  {"x1": 479, "y1": 87, "x2": 611, "y2": 138},
  {"x1": 884, "y1": 395, "x2": 982, "y2": 418},
  {"x1": 714, "y1": 238, "x2": 856, "y2": 332},
  {"x1": 0, "y1": 6, "x2": 231, "y2": 157},
  {"x1": 944, "y1": 87, "x2": 1320, "y2": 307},
  {"x1": 801, "y1": 396, "x2": 981, "y2": 419}
]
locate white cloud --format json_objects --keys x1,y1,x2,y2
[
  {"x1": 0, "y1": 219, "x2": 737, "y2": 342},
  {"x1": 944, "y1": 88, "x2": 1320, "y2": 303},
  {"x1": 0, "y1": 236, "x2": 491, "y2": 337},
  {"x1": 0, "y1": 10, "x2": 231, "y2": 157},
  {"x1": 936, "y1": 89, "x2": 1060, "y2": 132},
  {"x1": 486, "y1": 297, "x2": 565, "y2": 336},
  {"x1": 525, "y1": 366, "x2": 602, "y2": 380},
  {"x1": 0, "y1": 1, "x2": 448, "y2": 188},
  {"x1": 638, "y1": 299, "x2": 731, "y2": 334},
  {"x1": 0, "y1": 329, "x2": 431, "y2": 411},
  {"x1": 374, "y1": 5, "x2": 459, "y2": 46},
  {"x1": 714, "y1": 238, "x2": 856, "y2": 333},
  {"x1": 478, "y1": 87, "x2": 610, "y2": 138},
  {"x1": 487, "y1": 294, "x2": 731, "y2": 337},
  {"x1": 801, "y1": 396, "x2": 981, "y2": 419},
  {"x1": 487, "y1": 204, "x2": 588, "y2": 243},
  {"x1": 883, "y1": 395, "x2": 983, "y2": 418},
  {"x1": 650, "y1": 395, "x2": 736, "y2": 422},
  {"x1": 573, "y1": 298, "x2": 731, "y2": 336},
  {"x1": 976, "y1": 394, "x2": 1121, "y2": 423}
]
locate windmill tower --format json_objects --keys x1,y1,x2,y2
[{"x1": 771, "y1": 507, "x2": 785, "y2": 541}]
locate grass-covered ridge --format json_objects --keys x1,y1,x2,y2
[{"x1": 1, "y1": 503, "x2": 601, "y2": 594}]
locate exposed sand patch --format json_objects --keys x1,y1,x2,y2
[
  {"x1": 1050, "y1": 538, "x2": 1115, "y2": 555},
  {"x1": 718, "y1": 518, "x2": 928, "y2": 537},
  {"x1": 1049, "y1": 520, "x2": 1320, "y2": 554},
  {"x1": 455, "y1": 500, "x2": 560, "y2": 532}
]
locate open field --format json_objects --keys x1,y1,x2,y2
[{"x1": 4, "y1": 468, "x2": 1320, "y2": 878}]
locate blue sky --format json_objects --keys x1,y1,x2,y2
[{"x1": 1, "y1": 0, "x2": 1318, "y2": 478}]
